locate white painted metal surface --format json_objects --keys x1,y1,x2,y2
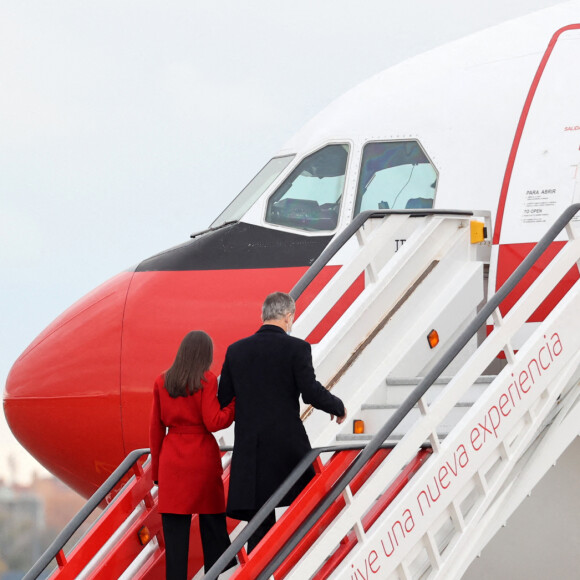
[
  {"x1": 284, "y1": 214, "x2": 580, "y2": 579},
  {"x1": 238, "y1": 3, "x2": 580, "y2": 235},
  {"x1": 293, "y1": 212, "x2": 489, "y2": 447}
]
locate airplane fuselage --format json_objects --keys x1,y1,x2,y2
[{"x1": 4, "y1": 4, "x2": 580, "y2": 498}]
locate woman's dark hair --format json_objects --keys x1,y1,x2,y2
[{"x1": 164, "y1": 331, "x2": 213, "y2": 397}]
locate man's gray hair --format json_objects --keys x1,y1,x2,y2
[{"x1": 262, "y1": 292, "x2": 296, "y2": 321}]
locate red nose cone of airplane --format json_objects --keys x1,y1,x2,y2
[
  {"x1": 3, "y1": 222, "x2": 341, "y2": 498},
  {"x1": 3, "y1": 271, "x2": 133, "y2": 498}
]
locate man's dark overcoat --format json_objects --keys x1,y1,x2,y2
[{"x1": 218, "y1": 324, "x2": 345, "y2": 521}]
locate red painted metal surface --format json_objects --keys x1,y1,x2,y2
[
  {"x1": 48, "y1": 458, "x2": 156, "y2": 580},
  {"x1": 273, "y1": 448, "x2": 392, "y2": 580},
  {"x1": 55, "y1": 551, "x2": 66, "y2": 569},
  {"x1": 44, "y1": 445, "x2": 430, "y2": 579},
  {"x1": 305, "y1": 272, "x2": 366, "y2": 344},
  {"x1": 133, "y1": 548, "x2": 165, "y2": 580},
  {"x1": 312, "y1": 449, "x2": 431, "y2": 579},
  {"x1": 495, "y1": 242, "x2": 579, "y2": 319},
  {"x1": 119, "y1": 266, "x2": 341, "y2": 460},
  {"x1": 44, "y1": 452, "x2": 240, "y2": 580},
  {"x1": 231, "y1": 449, "x2": 363, "y2": 580},
  {"x1": 4, "y1": 271, "x2": 132, "y2": 498},
  {"x1": 4, "y1": 266, "x2": 339, "y2": 499},
  {"x1": 229, "y1": 447, "x2": 422, "y2": 580}
]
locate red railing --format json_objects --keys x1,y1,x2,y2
[
  {"x1": 312, "y1": 449, "x2": 431, "y2": 579},
  {"x1": 30, "y1": 450, "x2": 227, "y2": 580},
  {"x1": 30, "y1": 445, "x2": 429, "y2": 580},
  {"x1": 46, "y1": 456, "x2": 161, "y2": 580},
  {"x1": 229, "y1": 447, "x2": 431, "y2": 579}
]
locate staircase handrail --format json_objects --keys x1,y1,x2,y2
[
  {"x1": 290, "y1": 208, "x2": 474, "y2": 301},
  {"x1": 24, "y1": 448, "x2": 151, "y2": 580},
  {"x1": 29, "y1": 205, "x2": 580, "y2": 580},
  {"x1": 207, "y1": 203, "x2": 580, "y2": 579},
  {"x1": 25, "y1": 443, "x2": 237, "y2": 580},
  {"x1": 25, "y1": 443, "x2": 385, "y2": 580},
  {"x1": 202, "y1": 443, "x2": 418, "y2": 580}
]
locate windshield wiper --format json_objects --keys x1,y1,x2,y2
[{"x1": 190, "y1": 220, "x2": 238, "y2": 239}]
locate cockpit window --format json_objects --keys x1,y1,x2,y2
[
  {"x1": 265, "y1": 144, "x2": 349, "y2": 231},
  {"x1": 354, "y1": 141, "x2": 437, "y2": 216},
  {"x1": 211, "y1": 155, "x2": 295, "y2": 227}
]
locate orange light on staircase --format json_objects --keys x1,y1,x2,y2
[
  {"x1": 138, "y1": 526, "x2": 151, "y2": 546},
  {"x1": 353, "y1": 420, "x2": 365, "y2": 434},
  {"x1": 427, "y1": 329, "x2": 439, "y2": 349}
]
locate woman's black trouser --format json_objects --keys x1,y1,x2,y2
[{"x1": 162, "y1": 512, "x2": 236, "y2": 578}]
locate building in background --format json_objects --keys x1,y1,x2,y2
[{"x1": 0, "y1": 472, "x2": 89, "y2": 579}]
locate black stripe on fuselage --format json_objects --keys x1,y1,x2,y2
[{"x1": 136, "y1": 222, "x2": 333, "y2": 271}]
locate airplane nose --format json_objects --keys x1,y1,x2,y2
[{"x1": 3, "y1": 271, "x2": 134, "y2": 498}]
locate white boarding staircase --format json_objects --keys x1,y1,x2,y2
[
  {"x1": 267, "y1": 205, "x2": 580, "y2": 579},
  {"x1": 25, "y1": 206, "x2": 580, "y2": 580}
]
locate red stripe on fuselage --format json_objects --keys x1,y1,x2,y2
[
  {"x1": 496, "y1": 242, "x2": 579, "y2": 320},
  {"x1": 120, "y1": 266, "x2": 363, "y2": 454},
  {"x1": 305, "y1": 273, "x2": 366, "y2": 344},
  {"x1": 492, "y1": 25, "x2": 580, "y2": 326},
  {"x1": 494, "y1": 25, "x2": 580, "y2": 245}
]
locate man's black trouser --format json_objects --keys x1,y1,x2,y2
[{"x1": 246, "y1": 510, "x2": 277, "y2": 554}]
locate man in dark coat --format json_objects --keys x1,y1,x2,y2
[{"x1": 218, "y1": 291, "x2": 346, "y2": 553}]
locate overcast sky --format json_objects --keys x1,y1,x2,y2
[{"x1": 0, "y1": 0, "x2": 567, "y2": 486}]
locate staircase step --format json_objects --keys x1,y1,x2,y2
[
  {"x1": 385, "y1": 375, "x2": 496, "y2": 386},
  {"x1": 362, "y1": 401, "x2": 472, "y2": 410},
  {"x1": 337, "y1": 433, "x2": 402, "y2": 442},
  {"x1": 349, "y1": 378, "x2": 488, "y2": 438},
  {"x1": 336, "y1": 432, "x2": 448, "y2": 443},
  {"x1": 371, "y1": 374, "x2": 497, "y2": 407}
]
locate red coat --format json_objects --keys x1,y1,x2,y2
[{"x1": 149, "y1": 371, "x2": 235, "y2": 514}]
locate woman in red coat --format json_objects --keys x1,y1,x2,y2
[{"x1": 150, "y1": 330, "x2": 235, "y2": 579}]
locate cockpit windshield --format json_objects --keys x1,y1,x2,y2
[
  {"x1": 211, "y1": 155, "x2": 295, "y2": 227},
  {"x1": 354, "y1": 141, "x2": 437, "y2": 215},
  {"x1": 265, "y1": 144, "x2": 349, "y2": 231}
]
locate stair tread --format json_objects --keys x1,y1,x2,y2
[
  {"x1": 385, "y1": 375, "x2": 496, "y2": 386},
  {"x1": 338, "y1": 433, "x2": 404, "y2": 441},
  {"x1": 362, "y1": 402, "x2": 472, "y2": 410},
  {"x1": 337, "y1": 432, "x2": 449, "y2": 442}
]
